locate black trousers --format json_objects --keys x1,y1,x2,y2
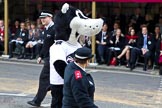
[
  {"x1": 51, "y1": 85, "x2": 63, "y2": 108},
  {"x1": 9, "y1": 41, "x2": 16, "y2": 56},
  {"x1": 0, "y1": 41, "x2": 4, "y2": 55},
  {"x1": 9, "y1": 41, "x2": 25, "y2": 56},
  {"x1": 33, "y1": 57, "x2": 50, "y2": 105},
  {"x1": 130, "y1": 47, "x2": 151, "y2": 67}
]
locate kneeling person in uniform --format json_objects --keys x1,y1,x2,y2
[{"x1": 63, "y1": 47, "x2": 98, "y2": 108}]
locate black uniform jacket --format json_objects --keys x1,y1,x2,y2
[
  {"x1": 63, "y1": 62, "x2": 98, "y2": 108},
  {"x1": 136, "y1": 33, "x2": 155, "y2": 51},
  {"x1": 39, "y1": 24, "x2": 55, "y2": 58}
]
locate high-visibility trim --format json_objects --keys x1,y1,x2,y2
[
  {"x1": 40, "y1": 12, "x2": 53, "y2": 17},
  {"x1": 75, "y1": 54, "x2": 88, "y2": 59}
]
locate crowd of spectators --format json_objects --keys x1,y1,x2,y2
[
  {"x1": 0, "y1": 18, "x2": 44, "y2": 59},
  {"x1": 95, "y1": 7, "x2": 162, "y2": 71},
  {"x1": 0, "y1": 7, "x2": 162, "y2": 71}
]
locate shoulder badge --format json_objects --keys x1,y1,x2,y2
[{"x1": 74, "y1": 70, "x2": 82, "y2": 80}]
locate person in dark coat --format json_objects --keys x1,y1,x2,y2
[
  {"x1": 96, "y1": 23, "x2": 109, "y2": 64},
  {"x1": 128, "y1": 7, "x2": 144, "y2": 33},
  {"x1": 63, "y1": 47, "x2": 98, "y2": 108},
  {"x1": 130, "y1": 25, "x2": 155, "y2": 71},
  {"x1": 106, "y1": 28, "x2": 126, "y2": 65},
  {"x1": 110, "y1": 7, "x2": 126, "y2": 34},
  {"x1": 154, "y1": 7, "x2": 162, "y2": 24},
  {"x1": 144, "y1": 14, "x2": 155, "y2": 34},
  {"x1": 9, "y1": 22, "x2": 29, "y2": 59},
  {"x1": 27, "y1": 10, "x2": 55, "y2": 107},
  {"x1": 154, "y1": 25, "x2": 162, "y2": 75},
  {"x1": 10, "y1": 19, "x2": 20, "y2": 41},
  {"x1": 153, "y1": 25, "x2": 161, "y2": 66}
]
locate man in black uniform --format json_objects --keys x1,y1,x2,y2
[
  {"x1": 63, "y1": 47, "x2": 98, "y2": 108},
  {"x1": 27, "y1": 10, "x2": 55, "y2": 107}
]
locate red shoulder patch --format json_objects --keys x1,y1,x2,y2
[{"x1": 74, "y1": 70, "x2": 82, "y2": 80}]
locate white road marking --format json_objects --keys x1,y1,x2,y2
[
  {"x1": 0, "y1": 93, "x2": 28, "y2": 97},
  {"x1": 0, "y1": 60, "x2": 161, "y2": 107},
  {"x1": 41, "y1": 103, "x2": 50, "y2": 107}
]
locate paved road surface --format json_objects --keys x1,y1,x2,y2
[{"x1": 0, "y1": 61, "x2": 162, "y2": 108}]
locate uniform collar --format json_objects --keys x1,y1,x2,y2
[
  {"x1": 45, "y1": 21, "x2": 54, "y2": 30},
  {"x1": 72, "y1": 62, "x2": 88, "y2": 76},
  {"x1": 74, "y1": 62, "x2": 85, "y2": 71}
]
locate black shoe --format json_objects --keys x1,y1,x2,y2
[
  {"x1": 23, "y1": 55, "x2": 29, "y2": 59},
  {"x1": 159, "y1": 66, "x2": 162, "y2": 75},
  {"x1": 9, "y1": 55, "x2": 13, "y2": 59},
  {"x1": 148, "y1": 65, "x2": 152, "y2": 69},
  {"x1": 17, "y1": 55, "x2": 24, "y2": 59},
  {"x1": 130, "y1": 64, "x2": 135, "y2": 71},
  {"x1": 23, "y1": 54, "x2": 29, "y2": 59},
  {"x1": 27, "y1": 100, "x2": 40, "y2": 107},
  {"x1": 126, "y1": 63, "x2": 130, "y2": 68},
  {"x1": 30, "y1": 55, "x2": 36, "y2": 60},
  {"x1": 143, "y1": 66, "x2": 147, "y2": 71},
  {"x1": 159, "y1": 71, "x2": 162, "y2": 75},
  {"x1": 116, "y1": 58, "x2": 121, "y2": 66},
  {"x1": 101, "y1": 58, "x2": 105, "y2": 63},
  {"x1": 98, "y1": 62, "x2": 103, "y2": 65}
]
